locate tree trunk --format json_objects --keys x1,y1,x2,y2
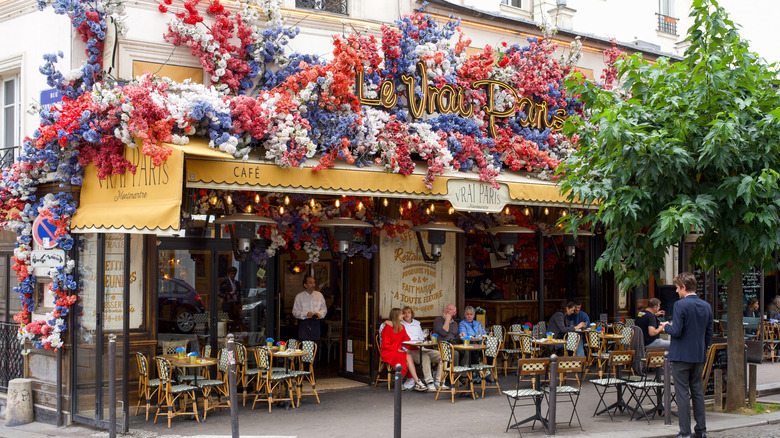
[{"x1": 725, "y1": 262, "x2": 746, "y2": 411}]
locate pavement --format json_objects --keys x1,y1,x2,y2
[{"x1": 1, "y1": 363, "x2": 779, "y2": 438}]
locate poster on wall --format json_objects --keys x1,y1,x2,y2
[
  {"x1": 80, "y1": 233, "x2": 144, "y2": 330},
  {"x1": 378, "y1": 224, "x2": 457, "y2": 318}
]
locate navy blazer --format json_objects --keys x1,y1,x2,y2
[{"x1": 665, "y1": 294, "x2": 713, "y2": 363}]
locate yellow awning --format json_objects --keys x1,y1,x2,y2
[
  {"x1": 71, "y1": 138, "x2": 232, "y2": 234},
  {"x1": 185, "y1": 158, "x2": 581, "y2": 208}
]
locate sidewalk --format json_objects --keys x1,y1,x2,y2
[{"x1": 2, "y1": 363, "x2": 780, "y2": 438}]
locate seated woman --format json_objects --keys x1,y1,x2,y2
[
  {"x1": 744, "y1": 298, "x2": 760, "y2": 318},
  {"x1": 458, "y1": 306, "x2": 493, "y2": 382},
  {"x1": 548, "y1": 301, "x2": 587, "y2": 356},
  {"x1": 381, "y1": 308, "x2": 427, "y2": 392}
]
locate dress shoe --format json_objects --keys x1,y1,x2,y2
[
  {"x1": 675, "y1": 434, "x2": 691, "y2": 438},
  {"x1": 694, "y1": 432, "x2": 707, "y2": 438}
]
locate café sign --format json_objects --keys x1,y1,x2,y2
[{"x1": 446, "y1": 179, "x2": 509, "y2": 213}]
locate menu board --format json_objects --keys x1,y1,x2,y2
[
  {"x1": 703, "y1": 343, "x2": 728, "y2": 396},
  {"x1": 717, "y1": 266, "x2": 761, "y2": 306}
]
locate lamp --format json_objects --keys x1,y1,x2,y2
[
  {"x1": 316, "y1": 217, "x2": 373, "y2": 257},
  {"x1": 485, "y1": 224, "x2": 535, "y2": 260},
  {"x1": 411, "y1": 221, "x2": 464, "y2": 263},
  {"x1": 551, "y1": 229, "x2": 593, "y2": 263},
  {"x1": 215, "y1": 212, "x2": 277, "y2": 261}
]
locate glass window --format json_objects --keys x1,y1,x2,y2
[
  {"x1": 659, "y1": 0, "x2": 673, "y2": 16},
  {"x1": 1, "y1": 75, "x2": 19, "y2": 167},
  {"x1": 502, "y1": 0, "x2": 522, "y2": 7},
  {"x1": 295, "y1": 0, "x2": 348, "y2": 15}
]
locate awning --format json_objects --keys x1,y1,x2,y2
[
  {"x1": 185, "y1": 157, "x2": 583, "y2": 211},
  {"x1": 71, "y1": 138, "x2": 233, "y2": 234}
]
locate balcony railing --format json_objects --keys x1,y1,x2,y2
[
  {"x1": 296, "y1": 0, "x2": 348, "y2": 15},
  {"x1": 0, "y1": 146, "x2": 19, "y2": 169},
  {"x1": 657, "y1": 13, "x2": 678, "y2": 35},
  {"x1": 0, "y1": 322, "x2": 24, "y2": 392}
]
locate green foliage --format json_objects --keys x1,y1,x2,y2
[{"x1": 559, "y1": 0, "x2": 780, "y2": 288}]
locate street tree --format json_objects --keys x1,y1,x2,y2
[{"x1": 558, "y1": 0, "x2": 780, "y2": 411}]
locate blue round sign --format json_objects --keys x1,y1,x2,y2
[{"x1": 32, "y1": 216, "x2": 59, "y2": 249}]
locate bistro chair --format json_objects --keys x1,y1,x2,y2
[
  {"x1": 625, "y1": 349, "x2": 666, "y2": 423},
  {"x1": 322, "y1": 320, "x2": 342, "y2": 363},
  {"x1": 537, "y1": 321, "x2": 547, "y2": 334},
  {"x1": 286, "y1": 338, "x2": 299, "y2": 351},
  {"x1": 500, "y1": 324, "x2": 524, "y2": 377},
  {"x1": 235, "y1": 343, "x2": 260, "y2": 406},
  {"x1": 544, "y1": 356, "x2": 586, "y2": 431},
  {"x1": 563, "y1": 332, "x2": 579, "y2": 357},
  {"x1": 584, "y1": 330, "x2": 604, "y2": 377},
  {"x1": 153, "y1": 357, "x2": 199, "y2": 428},
  {"x1": 134, "y1": 352, "x2": 160, "y2": 421},
  {"x1": 251, "y1": 347, "x2": 297, "y2": 412},
  {"x1": 519, "y1": 333, "x2": 539, "y2": 359},
  {"x1": 503, "y1": 358, "x2": 549, "y2": 434},
  {"x1": 289, "y1": 340, "x2": 321, "y2": 406},
  {"x1": 199, "y1": 349, "x2": 230, "y2": 420},
  {"x1": 435, "y1": 341, "x2": 476, "y2": 403},
  {"x1": 373, "y1": 333, "x2": 394, "y2": 390},
  {"x1": 590, "y1": 349, "x2": 635, "y2": 421},
  {"x1": 762, "y1": 321, "x2": 780, "y2": 363},
  {"x1": 618, "y1": 325, "x2": 634, "y2": 351},
  {"x1": 624, "y1": 318, "x2": 635, "y2": 327},
  {"x1": 471, "y1": 335, "x2": 502, "y2": 398}
]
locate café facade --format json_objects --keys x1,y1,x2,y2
[{"x1": 0, "y1": 0, "x2": 681, "y2": 429}]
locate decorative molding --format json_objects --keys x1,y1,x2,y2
[
  {"x1": 117, "y1": 39, "x2": 206, "y2": 83},
  {"x1": 0, "y1": 53, "x2": 23, "y2": 73},
  {"x1": 0, "y1": 0, "x2": 37, "y2": 23}
]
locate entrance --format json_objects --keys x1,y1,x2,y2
[{"x1": 341, "y1": 257, "x2": 373, "y2": 382}]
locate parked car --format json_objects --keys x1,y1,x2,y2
[{"x1": 157, "y1": 277, "x2": 205, "y2": 333}]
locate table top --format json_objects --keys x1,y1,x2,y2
[
  {"x1": 452, "y1": 343, "x2": 487, "y2": 351},
  {"x1": 403, "y1": 340, "x2": 438, "y2": 348},
  {"x1": 160, "y1": 354, "x2": 217, "y2": 368},
  {"x1": 600, "y1": 333, "x2": 624, "y2": 340},
  {"x1": 532, "y1": 338, "x2": 565, "y2": 345},
  {"x1": 507, "y1": 331, "x2": 530, "y2": 336},
  {"x1": 272, "y1": 349, "x2": 307, "y2": 358}
]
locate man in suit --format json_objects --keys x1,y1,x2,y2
[{"x1": 660, "y1": 272, "x2": 713, "y2": 438}]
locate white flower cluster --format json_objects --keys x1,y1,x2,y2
[
  {"x1": 100, "y1": 0, "x2": 129, "y2": 36},
  {"x1": 415, "y1": 43, "x2": 455, "y2": 79}
]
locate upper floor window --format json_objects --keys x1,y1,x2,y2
[
  {"x1": 502, "y1": 0, "x2": 522, "y2": 7},
  {"x1": 1, "y1": 75, "x2": 20, "y2": 168},
  {"x1": 296, "y1": 0, "x2": 348, "y2": 15},
  {"x1": 657, "y1": 0, "x2": 678, "y2": 35}
]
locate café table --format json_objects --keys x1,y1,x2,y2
[
  {"x1": 160, "y1": 354, "x2": 218, "y2": 421},
  {"x1": 600, "y1": 333, "x2": 624, "y2": 351},
  {"x1": 403, "y1": 340, "x2": 438, "y2": 365},
  {"x1": 271, "y1": 348, "x2": 307, "y2": 373},
  {"x1": 452, "y1": 343, "x2": 488, "y2": 398},
  {"x1": 532, "y1": 337, "x2": 565, "y2": 356}
]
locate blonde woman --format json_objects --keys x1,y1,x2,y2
[{"x1": 381, "y1": 308, "x2": 426, "y2": 392}]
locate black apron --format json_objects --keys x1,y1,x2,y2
[{"x1": 299, "y1": 318, "x2": 321, "y2": 341}]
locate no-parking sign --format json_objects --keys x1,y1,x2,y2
[{"x1": 32, "y1": 216, "x2": 58, "y2": 249}]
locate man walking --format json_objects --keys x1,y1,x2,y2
[{"x1": 660, "y1": 272, "x2": 713, "y2": 438}]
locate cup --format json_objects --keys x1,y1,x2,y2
[
  {"x1": 590, "y1": 323, "x2": 596, "y2": 330},
  {"x1": 546, "y1": 334, "x2": 553, "y2": 341},
  {"x1": 464, "y1": 339, "x2": 470, "y2": 346},
  {"x1": 189, "y1": 355, "x2": 197, "y2": 364}
]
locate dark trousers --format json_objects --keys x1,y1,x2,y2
[
  {"x1": 672, "y1": 361, "x2": 706, "y2": 436},
  {"x1": 298, "y1": 318, "x2": 321, "y2": 341}
]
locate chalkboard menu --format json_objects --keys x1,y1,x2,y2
[
  {"x1": 717, "y1": 266, "x2": 761, "y2": 306},
  {"x1": 703, "y1": 343, "x2": 727, "y2": 396}
]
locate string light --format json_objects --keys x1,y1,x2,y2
[
  {"x1": 358, "y1": 201, "x2": 364, "y2": 211},
  {"x1": 279, "y1": 206, "x2": 285, "y2": 214},
  {"x1": 449, "y1": 207, "x2": 455, "y2": 215},
  {"x1": 561, "y1": 210, "x2": 568, "y2": 217},
  {"x1": 245, "y1": 205, "x2": 252, "y2": 213},
  {"x1": 254, "y1": 194, "x2": 260, "y2": 203},
  {"x1": 407, "y1": 201, "x2": 412, "y2": 209},
  {"x1": 284, "y1": 196, "x2": 290, "y2": 205},
  {"x1": 430, "y1": 203, "x2": 435, "y2": 212},
  {"x1": 544, "y1": 207, "x2": 549, "y2": 215},
  {"x1": 310, "y1": 199, "x2": 316, "y2": 208},
  {"x1": 524, "y1": 207, "x2": 530, "y2": 216},
  {"x1": 425, "y1": 208, "x2": 430, "y2": 215},
  {"x1": 209, "y1": 196, "x2": 218, "y2": 206},
  {"x1": 383, "y1": 198, "x2": 388, "y2": 207},
  {"x1": 505, "y1": 206, "x2": 510, "y2": 215},
  {"x1": 335, "y1": 199, "x2": 340, "y2": 208},
  {"x1": 226, "y1": 195, "x2": 232, "y2": 205}
]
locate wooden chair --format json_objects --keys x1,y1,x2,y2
[
  {"x1": 472, "y1": 335, "x2": 502, "y2": 398},
  {"x1": 519, "y1": 334, "x2": 538, "y2": 359},
  {"x1": 435, "y1": 341, "x2": 476, "y2": 403},
  {"x1": 290, "y1": 340, "x2": 321, "y2": 406},
  {"x1": 153, "y1": 357, "x2": 199, "y2": 428},
  {"x1": 499, "y1": 324, "x2": 524, "y2": 376},
  {"x1": 251, "y1": 347, "x2": 297, "y2": 412},
  {"x1": 762, "y1": 321, "x2": 780, "y2": 363},
  {"x1": 563, "y1": 332, "x2": 579, "y2": 356},
  {"x1": 134, "y1": 352, "x2": 160, "y2": 421},
  {"x1": 373, "y1": 333, "x2": 394, "y2": 390},
  {"x1": 200, "y1": 349, "x2": 230, "y2": 420},
  {"x1": 537, "y1": 321, "x2": 547, "y2": 334},
  {"x1": 322, "y1": 320, "x2": 342, "y2": 362},
  {"x1": 235, "y1": 343, "x2": 260, "y2": 406}
]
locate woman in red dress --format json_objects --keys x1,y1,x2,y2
[{"x1": 381, "y1": 308, "x2": 426, "y2": 391}]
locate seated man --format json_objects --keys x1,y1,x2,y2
[
  {"x1": 401, "y1": 306, "x2": 445, "y2": 392},
  {"x1": 566, "y1": 301, "x2": 590, "y2": 326},
  {"x1": 458, "y1": 306, "x2": 493, "y2": 381},
  {"x1": 636, "y1": 298, "x2": 670, "y2": 350},
  {"x1": 433, "y1": 303, "x2": 467, "y2": 366},
  {"x1": 768, "y1": 296, "x2": 780, "y2": 320}
]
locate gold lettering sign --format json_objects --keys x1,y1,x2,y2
[{"x1": 355, "y1": 61, "x2": 562, "y2": 137}]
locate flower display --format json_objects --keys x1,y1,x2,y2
[{"x1": 1, "y1": 0, "x2": 620, "y2": 350}]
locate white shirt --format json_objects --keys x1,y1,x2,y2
[
  {"x1": 292, "y1": 290, "x2": 328, "y2": 320},
  {"x1": 401, "y1": 318, "x2": 425, "y2": 341}
]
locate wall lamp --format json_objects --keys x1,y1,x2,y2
[
  {"x1": 485, "y1": 224, "x2": 535, "y2": 260},
  {"x1": 316, "y1": 217, "x2": 373, "y2": 257},
  {"x1": 411, "y1": 221, "x2": 464, "y2": 263},
  {"x1": 215, "y1": 212, "x2": 277, "y2": 261}
]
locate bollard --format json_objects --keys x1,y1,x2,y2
[
  {"x1": 663, "y1": 350, "x2": 671, "y2": 425},
  {"x1": 5, "y1": 378, "x2": 34, "y2": 426},
  {"x1": 108, "y1": 334, "x2": 117, "y2": 438},
  {"x1": 714, "y1": 369, "x2": 722, "y2": 412},
  {"x1": 548, "y1": 354, "x2": 558, "y2": 436},
  {"x1": 749, "y1": 363, "x2": 757, "y2": 406},
  {"x1": 394, "y1": 363, "x2": 403, "y2": 438},
  {"x1": 227, "y1": 334, "x2": 239, "y2": 438}
]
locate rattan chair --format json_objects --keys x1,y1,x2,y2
[
  {"x1": 289, "y1": 340, "x2": 321, "y2": 406},
  {"x1": 762, "y1": 321, "x2": 780, "y2": 363},
  {"x1": 251, "y1": 347, "x2": 297, "y2": 412},
  {"x1": 373, "y1": 333, "x2": 394, "y2": 390},
  {"x1": 153, "y1": 357, "x2": 199, "y2": 428},
  {"x1": 235, "y1": 343, "x2": 260, "y2": 406},
  {"x1": 471, "y1": 335, "x2": 502, "y2": 398},
  {"x1": 499, "y1": 324, "x2": 524, "y2": 376},
  {"x1": 435, "y1": 341, "x2": 476, "y2": 403},
  {"x1": 200, "y1": 349, "x2": 230, "y2": 420},
  {"x1": 563, "y1": 331, "x2": 579, "y2": 356},
  {"x1": 134, "y1": 352, "x2": 160, "y2": 420}
]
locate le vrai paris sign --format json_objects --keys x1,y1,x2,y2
[{"x1": 357, "y1": 61, "x2": 547, "y2": 213}]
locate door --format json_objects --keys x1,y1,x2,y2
[{"x1": 341, "y1": 257, "x2": 372, "y2": 382}]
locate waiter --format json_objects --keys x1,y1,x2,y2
[{"x1": 292, "y1": 275, "x2": 328, "y2": 341}]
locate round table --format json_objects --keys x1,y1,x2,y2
[{"x1": 403, "y1": 340, "x2": 438, "y2": 365}]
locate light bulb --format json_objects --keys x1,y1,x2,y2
[
  {"x1": 226, "y1": 195, "x2": 232, "y2": 205},
  {"x1": 399, "y1": 207, "x2": 404, "y2": 214},
  {"x1": 209, "y1": 196, "x2": 218, "y2": 205},
  {"x1": 358, "y1": 201, "x2": 364, "y2": 211},
  {"x1": 561, "y1": 210, "x2": 568, "y2": 217},
  {"x1": 383, "y1": 198, "x2": 388, "y2": 207},
  {"x1": 431, "y1": 203, "x2": 435, "y2": 212},
  {"x1": 544, "y1": 207, "x2": 549, "y2": 215},
  {"x1": 310, "y1": 199, "x2": 315, "y2": 208},
  {"x1": 245, "y1": 205, "x2": 252, "y2": 213},
  {"x1": 255, "y1": 194, "x2": 260, "y2": 203},
  {"x1": 505, "y1": 206, "x2": 510, "y2": 215},
  {"x1": 335, "y1": 199, "x2": 340, "y2": 208},
  {"x1": 425, "y1": 208, "x2": 430, "y2": 215},
  {"x1": 279, "y1": 206, "x2": 285, "y2": 214},
  {"x1": 284, "y1": 196, "x2": 290, "y2": 205},
  {"x1": 407, "y1": 201, "x2": 412, "y2": 209},
  {"x1": 449, "y1": 207, "x2": 455, "y2": 215},
  {"x1": 524, "y1": 207, "x2": 530, "y2": 216}
]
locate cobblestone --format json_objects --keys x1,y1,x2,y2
[{"x1": 709, "y1": 423, "x2": 780, "y2": 438}]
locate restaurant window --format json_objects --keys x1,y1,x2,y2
[
  {"x1": 1, "y1": 74, "x2": 20, "y2": 168},
  {"x1": 295, "y1": 0, "x2": 348, "y2": 15}
]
